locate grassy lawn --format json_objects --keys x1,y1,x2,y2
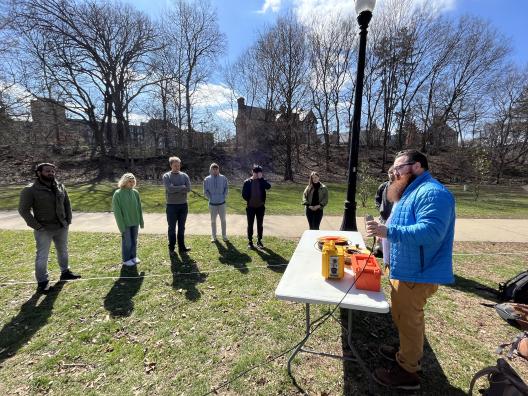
[
  {"x1": 0, "y1": 181, "x2": 527, "y2": 218},
  {"x1": 0, "y1": 230, "x2": 527, "y2": 395}
]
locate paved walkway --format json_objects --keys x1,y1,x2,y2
[{"x1": 1, "y1": 211, "x2": 527, "y2": 242}]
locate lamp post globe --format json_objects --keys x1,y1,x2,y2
[
  {"x1": 355, "y1": 0, "x2": 376, "y2": 15},
  {"x1": 340, "y1": 0, "x2": 376, "y2": 231}
]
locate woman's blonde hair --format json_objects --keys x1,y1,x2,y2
[{"x1": 118, "y1": 173, "x2": 136, "y2": 189}]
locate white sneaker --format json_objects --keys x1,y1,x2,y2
[
  {"x1": 222, "y1": 236, "x2": 229, "y2": 242},
  {"x1": 211, "y1": 237, "x2": 217, "y2": 243},
  {"x1": 133, "y1": 257, "x2": 141, "y2": 264},
  {"x1": 123, "y1": 259, "x2": 136, "y2": 266}
]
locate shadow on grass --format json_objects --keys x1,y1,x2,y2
[
  {"x1": 339, "y1": 309, "x2": 466, "y2": 396},
  {"x1": 103, "y1": 265, "x2": 145, "y2": 318},
  {"x1": 254, "y1": 246, "x2": 288, "y2": 273},
  {"x1": 0, "y1": 281, "x2": 65, "y2": 365},
  {"x1": 446, "y1": 274, "x2": 499, "y2": 302},
  {"x1": 215, "y1": 240, "x2": 250, "y2": 274},
  {"x1": 170, "y1": 251, "x2": 207, "y2": 301}
]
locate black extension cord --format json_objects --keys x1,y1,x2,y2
[{"x1": 202, "y1": 236, "x2": 379, "y2": 396}]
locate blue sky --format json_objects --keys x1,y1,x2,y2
[
  {"x1": 127, "y1": 0, "x2": 528, "y2": 66},
  {"x1": 446, "y1": 0, "x2": 528, "y2": 65},
  {"x1": 122, "y1": 0, "x2": 528, "y2": 128}
]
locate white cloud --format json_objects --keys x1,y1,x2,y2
[
  {"x1": 0, "y1": 81, "x2": 32, "y2": 104},
  {"x1": 216, "y1": 108, "x2": 236, "y2": 122},
  {"x1": 258, "y1": 0, "x2": 282, "y2": 13},
  {"x1": 128, "y1": 112, "x2": 149, "y2": 125},
  {"x1": 293, "y1": 0, "x2": 456, "y2": 24},
  {"x1": 293, "y1": 0, "x2": 355, "y2": 24},
  {"x1": 193, "y1": 82, "x2": 232, "y2": 108}
]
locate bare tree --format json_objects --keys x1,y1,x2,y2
[
  {"x1": 436, "y1": 17, "x2": 509, "y2": 145},
  {"x1": 0, "y1": 3, "x2": 33, "y2": 124},
  {"x1": 11, "y1": 0, "x2": 161, "y2": 162},
  {"x1": 485, "y1": 66, "x2": 528, "y2": 183},
  {"x1": 165, "y1": 0, "x2": 226, "y2": 147},
  {"x1": 308, "y1": 16, "x2": 356, "y2": 168},
  {"x1": 263, "y1": 13, "x2": 309, "y2": 181}
]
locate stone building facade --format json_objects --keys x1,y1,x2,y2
[
  {"x1": 404, "y1": 116, "x2": 458, "y2": 149},
  {"x1": 235, "y1": 97, "x2": 317, "y2": 151},
  {"x1": 0, "y1": 97, "x2": 214, "y2": 157}
]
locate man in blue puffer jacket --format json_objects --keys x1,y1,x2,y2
[{"x1": 366, "y1": 149, "x2": 455, "y2": 391}]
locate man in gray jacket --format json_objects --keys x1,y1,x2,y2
[
  {"x1": 203, "y1": 163, "x2": 229, "y2": 242},
  {"x1": 163, "y1": 156, "x2": 191, "y2": 253},
  {"x1": 18, "y1": 163, "x2": 81, "y2": 293}
]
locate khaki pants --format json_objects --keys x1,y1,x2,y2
[
  {"x1": 209, "y1": 203, "x2": 227, "y2": 238},
  {"x1": 390, "y1": 279, "x2": 438, "y2": 373}
]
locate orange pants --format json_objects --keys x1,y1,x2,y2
[{"x1": 390, "y1": 279, "x2": 438, "y2": 373}]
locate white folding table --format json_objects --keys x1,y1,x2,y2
[{"x1": 275, "y1": 230, "x2": 390, "y2": 380}]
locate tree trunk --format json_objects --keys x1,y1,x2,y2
[{"x1": 185, "y1": 79, "x2": 193, "y2": 148}]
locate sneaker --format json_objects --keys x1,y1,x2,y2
[
  {"x1": 379, "y1": 344, "x2": 397, "y2": 362},
  {"x1": 373, "y1": 364, "x2": 420, "y2": 391},
  {"x1": 133, "y1": 257, "x2": 141, "y2": 264},
  {"x1": 222, "y1": 236, "x2": 229, "y2": 242},
  {"x1": 122, "y1": 259, "x2": 136, "y2": 266},
  {"x1": 60, "y1": 270, "x2": 81, "y2": 281},
  {"x1": 256, "y1": 240, "x2": 264, "y2": 249},
  {"x1": 179, "y1": 246, "x2": 191, "y2": 253},
  {"x1": 37, "y1": 281, "x2": 52, "y2": 294},
  {"x1": 211, "y1": 237, "x2": 217, "y2": 243},
  {"x1": 247, "y1": 241, "x2": 254, "y2": 249}
]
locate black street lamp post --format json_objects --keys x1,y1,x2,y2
[{"x1": 341, "y1": 0, "x2": 376, "y2": 231}]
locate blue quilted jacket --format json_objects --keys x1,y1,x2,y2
[{"x1": 387, "y1": 171, "x2": 455, "y2": 284}]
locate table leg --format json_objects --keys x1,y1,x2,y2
[
  {"x1": 346, "y1": 309, "x2": 370, "y2": 378},
  {"x1": 287, "y1": 303, "x2": 311, "y2": 376}
]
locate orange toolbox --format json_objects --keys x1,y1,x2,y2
[{"x1": 351, "y1": 254, "x2": 381, "y2": 292}]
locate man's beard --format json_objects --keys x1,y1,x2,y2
[
  {"x1": 40, "y1": 175, "x2": 55, "y2": 183},
  {"x1": 387, "y1": 173, "x2": 416, "y2": 203}
]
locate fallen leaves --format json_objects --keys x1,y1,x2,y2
[{"x1": 144, "y1": 359, "x2": 156, "y2": 374}]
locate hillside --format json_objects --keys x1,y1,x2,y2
[{"x1": 0, "y1": 144, "x2": 525, "y2": 186}]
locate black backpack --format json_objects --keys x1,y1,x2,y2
[
  {"x1": 498, "y1": 271, "x2": 528, "y2": 304},
  {"x1": 469, "y1": 358, "x2": 528, "y2": 395}
]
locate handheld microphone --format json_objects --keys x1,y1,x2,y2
[{"x1": 364, "y1": 214, "x2": 376, "y2": 245}]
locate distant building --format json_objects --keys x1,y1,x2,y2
[
  {"x1": 0, "y1": 97, "x2": 214, "y2": 158},
  {"x1": 235, "y1": 97, "x2": 317, "y2": 151},
  {"x1": 405, "y1": 116, "x2": 458, "y2": 149}
]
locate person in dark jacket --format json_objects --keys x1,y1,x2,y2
[
  {"x1": 302, "y1": 171, "x2": 329, "y2": 230},
  {"x1": 18, "y1": 163, "x2": 81, "y2": 294},
  {"x1": 366, "y1": 150, "x2": 455, "y2": 391},
  {"x1": 375, "y1": 166, "x2": 395, "y2": 224},
  {"x1": 241, "y1": 165, "x2": 271, "y2": 249},
  {"x1": 373, "y1": 166, "x2": 395, "y2": 257}
]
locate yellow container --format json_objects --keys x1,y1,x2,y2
[{"x1": 322, "y1": 241, "x2": 345, "y2": 279}]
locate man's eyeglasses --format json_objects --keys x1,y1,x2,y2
[{"x1": 393, "y1": 162, "x2": 415, "y2": 173}]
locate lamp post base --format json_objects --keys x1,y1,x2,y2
[{"x1": 340, "y1": 200, "x2": 358, "y2": 231}]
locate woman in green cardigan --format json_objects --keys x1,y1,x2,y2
[
  {"x1": 112, "y1": 173, "x2": 144, "y2": 266},
  {"x1": 302, "y1": 171, "x2": 329, "y2": 230}
]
